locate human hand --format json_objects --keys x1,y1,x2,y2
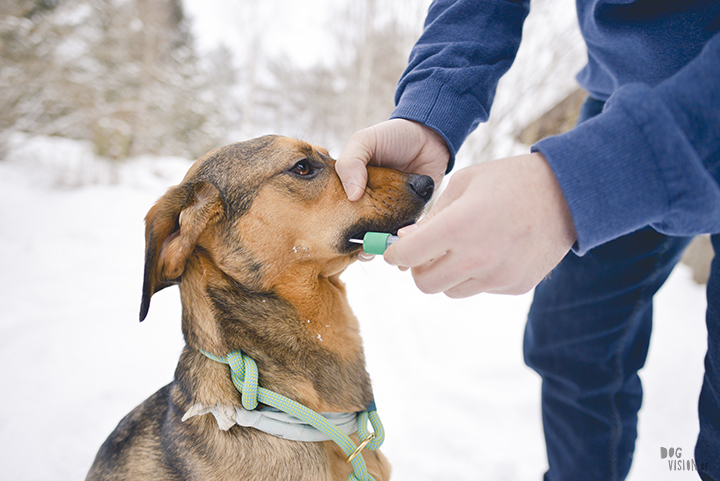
[
  {"x1": 384, "y1": 152, "x2": 577, "y2": 297},
  {"x1": 336, "y1": 119, "x2": 450, "y2": 201}
]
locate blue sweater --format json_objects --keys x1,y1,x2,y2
[{"x1": 390, "y1": 0, "x2": 720, "y2": 254}]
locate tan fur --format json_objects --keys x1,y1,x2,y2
[{"x1": 86, "y1": 135, "x2": 434, "y2": 481}]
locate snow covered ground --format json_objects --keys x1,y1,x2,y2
[{"x1": 0, "y1": 136, "x2": 710, "y2": 480}]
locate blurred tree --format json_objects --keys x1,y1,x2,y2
[
  {"x1": 234, "y1": 0, "x2": 266, "y2": 139},
  {"x1": 0, "y1": 0, "x2": 236, "y2": 160},
  {"x1": 0, "y1": 0, "x2": 69, "y2": 155}
]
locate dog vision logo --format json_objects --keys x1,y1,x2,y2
[{"x1": 660, "y1": 447, "x2": 709, "y2": 472}]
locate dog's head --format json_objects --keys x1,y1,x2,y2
[{"x1": 139, "y1": 135, "x2": 433, "y2": 321}]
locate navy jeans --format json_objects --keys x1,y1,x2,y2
[{"x1": 523, "y1": 97, "x2": 720, "y2": 480}]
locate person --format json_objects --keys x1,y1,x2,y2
[{"x1": 335, "y1": 1, "x2": 720, "y2": 480}]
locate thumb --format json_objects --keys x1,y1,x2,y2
[
  {"x1": 336, "y1": 132, "x2": 374, "y2": 201},
  {"x1": 422, "y1": 166, "x2": 475, "y2": 222}
]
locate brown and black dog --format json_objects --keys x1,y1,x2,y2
[{"x1": 86, "y1": 135, "x2": 434, "y2": 481}]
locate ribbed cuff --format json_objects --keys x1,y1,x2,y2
[{"x1": 391, "y1": 78, "x2": 487, "y2": 173}]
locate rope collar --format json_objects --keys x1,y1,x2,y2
[{"x1": 187, "y1": 349, "x2": 385, "y2": 481}]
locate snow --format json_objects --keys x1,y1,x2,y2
[{"x1": 0, "y1": 136, "x2": 709, "y2": 480}]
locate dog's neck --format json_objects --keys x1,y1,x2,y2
[{"x1": 173, "y1": 252, "x2": 373, "y2": 414}]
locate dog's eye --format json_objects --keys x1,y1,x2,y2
[
  {"x1": 293, "y1": 161, "x2": 310, "y2": 175},
  {"x1": 289, "y1": 160, "x2": 316, "y2": 177}
]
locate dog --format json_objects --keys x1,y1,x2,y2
[{"x1": 86, "y1": 135, "x2": 434, "y2": 481}]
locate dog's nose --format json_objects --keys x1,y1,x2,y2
[{"x1": 407, "y1": 174, "x2": 435, "y2": 203}]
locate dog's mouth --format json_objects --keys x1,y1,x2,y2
[{"x1": 340, "y1": 219, "x2": 417, "y2": 254}]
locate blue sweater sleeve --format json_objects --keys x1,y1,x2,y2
[
  {"x1": 390, "y1": 0, "x2": 530, "y2": 170},
  {"x1": 534, "y1": 32, "x2": 720, "y2": 255}
]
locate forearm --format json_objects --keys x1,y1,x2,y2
[{"x1": 535, "y1": 32, "x2": 720, "y2": 254}]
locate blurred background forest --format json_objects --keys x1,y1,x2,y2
[{"x1": 0, "y1": 0, "x2": 587, "y2": 173}]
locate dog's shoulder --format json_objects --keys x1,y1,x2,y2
[{"x1": 86, "y1": 384, "x2": 175, "y2": 480}]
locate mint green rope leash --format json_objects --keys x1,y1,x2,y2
[{"x1": 200, "y1": 349, "x2": 385, "y2": 481}]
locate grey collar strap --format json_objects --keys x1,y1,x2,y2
[{"x1": 182, "y1": 403, "x2": 359, "y2": 442}]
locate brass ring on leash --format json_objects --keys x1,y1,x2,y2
[{"x1": 346, "y1": 433, "x2": 375, "y2": 464}]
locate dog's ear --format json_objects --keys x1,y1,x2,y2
[{"x1": 140, "y1": 181, "x2": 224, "y2": 321}]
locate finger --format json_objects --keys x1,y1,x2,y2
[
  {"x1": 423, "y1": 167, "x2": 474, "y2": 217},
  {"x1": 442, "y1": 278, "x2": 488, "y2": 299},
  {"x1": 437, "y1": 258, "x2": 537, "y2": 297},
  {"x1": 384, "y1": 225, "x2": 448, "y2": 270},
  {"x1": 335, "y1": 157, "x2": 368, "y2": 201},
  {"x1": 396, "y1": 223, "x2": 418, "y2": 237},
  {"x1": 409, "y1": 249, "x2": 469, "y2": 294},
  {"x1": 336, "y1": 132, "x2": 374, "y2": 201},
  {"x1": 413, "y1": 258, "x2": 514, "y2": 297},
  {"x1": 383, "y1": 209, "x2": 454, "y2": 268},
  {"x1": 445, "y1": 276, "x2": 536, "y2": 297}
]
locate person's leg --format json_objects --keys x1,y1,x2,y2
[
  {"x1": 524, "y1": 228, "x2": 692, "y2": 481},
  {"x1": 696, "y1": 234, "x2": 720, "y2": 481}
]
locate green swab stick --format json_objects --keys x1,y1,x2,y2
[{"x1": 349, "y1": 232, "x2": 399, "y2": 255}]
